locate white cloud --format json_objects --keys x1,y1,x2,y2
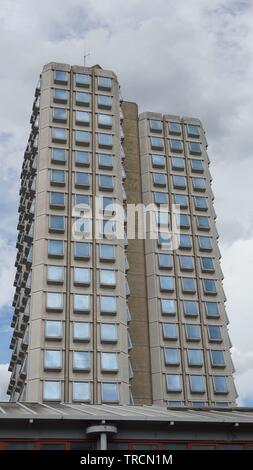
[
  {"x1": 0, "y1": 0, "x2": 252, "y2": 402},
  {"x1": 0, "y1": 364, "x2": 10, "y2": 401}
]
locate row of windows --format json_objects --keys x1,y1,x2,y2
[
  {"x1": 157, "y1": 253, "x2": 215, "y2": 271},
  {"x1": 163, "y1": 348, "x2": 225, "y2": 367},
  {"x1": 166, "y1": 374, "x2": 229, "y2": 394},
  {"x1": 52, "y1": 108, "x2": 114, "y2": 128},
  {"x1": 52, "y1": 128, "x2": 114, "y2": 148},
  {"x1": 50, "y1": 169, "x2": 114, "y2": 189},
  {"x1": 150, "y1": 138, "x2": 202, "y2": 155},
  {"x1": 160, "y1": 299, "x2": 220, "y2": 318},
  {"x1": 162, "y1": 323, "x2": 223, "y2": 342},
  {"x1": 43, "y1": 379, "x2": 118, "y2": 401},
  {"x1": 54, "y1": 70, "x2": 113, "y2": 91},
  {"x1": 53, "y1": 89, "x2": 113, "y2": 108},
  {"x1": 159, "y1": 276, "x2": 218, "y2": 295},
  {"x1": 51, "y1": 148, "x2": 114, "y2": 168},
  {"x1": 45, "y1": 320, "x2": 117, "y2": 342},
  {"x1": 152, "y1": 173, "x2": 206, "y2": 191},
  {"x1": 46, "y1": 292, "x2": 116, "y2": 314},
  {"x1": 149, "y1": 120, "x2": 200, "y2": 138},
  {"x1": 154, "y1": 192, "x2": 209, "y2": 211},
  {"x1": 151, "y1": 154, "x2": 205, "y2": 172},
  {"x1": 43, "y1": 350, "x2": 119, "y2": 372}
]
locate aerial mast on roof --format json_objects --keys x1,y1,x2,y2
[{"x1": 83, "y1": 47, "x2": 91, "y2": 67}]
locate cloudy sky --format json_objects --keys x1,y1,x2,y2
[{"x1": 0, "y1": 0, "x2": 253, "y2": 404}]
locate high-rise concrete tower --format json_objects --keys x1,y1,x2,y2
[{"x1": 7, "y1": 62, "x2": 237, "y2": 407}]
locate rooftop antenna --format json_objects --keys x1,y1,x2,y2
[{"x1": 83, "y1": 47, "x2": 91, "y2": 67}]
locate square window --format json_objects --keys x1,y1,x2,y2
[
  {"x1": 194, "y1": 196, "x2": 208, "y2": 211},
  {"x1": 150, "y1": 137, "x2": 164, "y2": 150},
  {"x1": 189, "y1": 141, "x2": 201, "y2": 155},
  {"x1": 48, "y1": 239, "x2": 64, "y2": 258},
  {"x1": 158, "y1": 254, "x2": 173, "y2": 269},
  {"x1": 98, "y1": 114, "x2": 113, "y2": 128},
  {"x1": 54, "y1": 88, "x2": 68, "y2": 103},
  {"x1": 166, "y1": 374, "x2": 182, "y2": 392},
  {"x1": 54, "y1": 70, "x2": 68, "y2": 84},
  {"x1": 51, "y1": 148, "x2": 66, "y2": 163},
  {"x1": 174, "y1": 194, "x2": 188, "y2": 208},
  {"x1": 151, "y1": 154, "x2": 165, "y2": 168},
  {"x1": 196, "y1": 215, "x2": 210, "y2": 230},
  {"x1": 45, "y1": 321, "x2": 62, "y2": 339},
  {"x1": 76, "y1": 73, "x2": 91, "y2": 87},
  {"x1": 212, "y1": 376, "x2": 228, "y2": 394},
  {"x1": 51, "y1": 169, "x2": 65, "y2": 185},
  {"x1": 170, "y1": 139, "x2": 183, "y2": 152},
  {"x1": 192, "y1": 177, "x2": 206, "y2": 191},
  {"x1": 100, "y1": 269, "x2": 116, "y2": 287},
  {"x1": 153, "y1": 172, "x2": 166, "y2": 187},
  {"x1": 46, "y1": 292, "x2": 63, "y2": 311},
  {"x1": 185, "y1": 324, "x2": 201, "y2": 341},
  {"x1": 162, "y1": 323, "x2": 178, "y2": 340},
  {"x1": 100, "y1": 196, "x2": 114, "y2": 213},
  {"x1": 73, "y1": 322, "x2": 90, "y2": 342},
  {"x1": 159, "y1": 276, "x2": 174, "y2": 292},
  {"x1": 49, "y1": 215, "x2": 65, "y2": 232},
  {"x1": 76, "y1": 111, "x2": 90, "y2": 126},
  {"x1": 100, "y1": 323, "x2": 118, "y2": 343},
  {"x1": 157, "y1": 232, "x2": 171, "y2": 248},
  {"x1": 97, "y1": 133, "x2": 113, "y2": 148},
  {"x1": 149, "y1": 119, "x2": 163, "y2": 132},
  {"x1": 101, "y1": 382, "x2": 119, "y2": 402},
  {"x1": 74, "y1": 267, "x2": 90, "y2": 286},
  {"x1": 205, "y1": 302, "x2": 220, "y2": 318},
  {"x1": 98, "y1": 153, "x2": 113, "y2": 169},
  {"x1": 161, "y1": 299, "x2": 176, "y2": 315},
  {"x1": 75, "y1": 151, "x2": 90, "y2": 167},
  {"x1": 76, "y1": 92, "x2": 90, "y2": 106},
  {"x1": 73, "y1": 294, "x2": 90, "y2": 312},
  {"x1": 173, "y1": 175, "x2": 186, "y2": 189},
  {"x1": 52, "y1": 127, "x2": 67, "y2": 143},
  {"x1": 207, "y1": 325, "x2": 222, "y2": 342},
  {"x1": 171, "y1": 157, "x2": 185, "y2": 170},
  {"x1": 179, "y1": 234, "x2": 192, "y2": 249},
  {"x1": 177, "y1": 213, "x2": 190, "y2": 229},
  {"x1": 210, "y1": 350, "x2": 225, "y2": 367},
  {"x1": 75, "y1": 194, "x2": 90, "y2": 207},
  {"x1": 179, "y1": 256, "x2": 194, "y2": 271},
  {"x1": 75, "y1": 130, "x2": 90, "y2": 145},
  {"x1": 155, "y1": 210, "x2": 169, "y2": 227},
  {"x1": 97, "y1": 95, "x2": 112, "y2": 109},
  {"x1": 183, "y1": 300, "x2": 199, "y2": 317},
  {"x1": 187, "y1": 124, "x2": 200, "y2": 137},
  {"x1": 101, "y1": 352, "x2": 118, "y2": 371},
  {"x1": 47, "y1": 266, "x2": 64, "y2": 284},
  {"x1": 154, "y1": 191, "x2": 168, "y2": 205},
  {"x1": 74, "y1": 242, "x2": 90, "y2": 259},
  {"x1": 189, "y1": 375, "x2": 206, "y2": 393},
  {"x1": 44, "y1": 350, "x2": 62, "y2": 370},
  {"x1": 201, "y1": 257, "x2": 214, "y2": 272},
  {"x1": 75, "y1": 171, "x2": 90, "y2": 188},
  {"x1": 73, "y1": 382, "x2": 90, "y2": 401},
  {"x1": 43, "y1": 381, "x2": 61, "y2": 401},
  {"x1": 164, "y1": 348, "x2": 180, "y2": 365},
  {"x1": 99, "y1": 244, "x2": 115, "y2": 261},
  {"x1": 52, "y1": 107, "x2": 67, "y2": 122},
  {"x1": 73, "y1": 351, "x2": 90, "y2": 370},
  {"x1": 198, "y1": 236, "x2": 212, "y2": 251},
  {"x1": 203, "y1": 278, "x2": 217, "y2": 294},
  {"x1": 168, "y1": 122, "x2": 181, "y2": 134},
  {"x1": 50, "y1": 191, "x2": 65, "y2": 208},
  {"x1": 190, "y1": 159, "x2": 204, "y2": 173},
  {"x1": 187, "y1": 349, "x2": 203, "y2": 366},
  {"x1": 181, "y1": 277, "x2": 196, "y2": 293},
  {"x1": 99, "y1": 174, "x2": 114, "y2": 190},
  {"x1": 100, "y1": 296, "x2": 117, "y2": 314},
  {"x1": 97, "y1": 76, "x2": 112, "y2": 90}
]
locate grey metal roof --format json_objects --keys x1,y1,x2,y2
[{"x1": 0, "y1": 403, "x2": 253, "y2": 424}]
